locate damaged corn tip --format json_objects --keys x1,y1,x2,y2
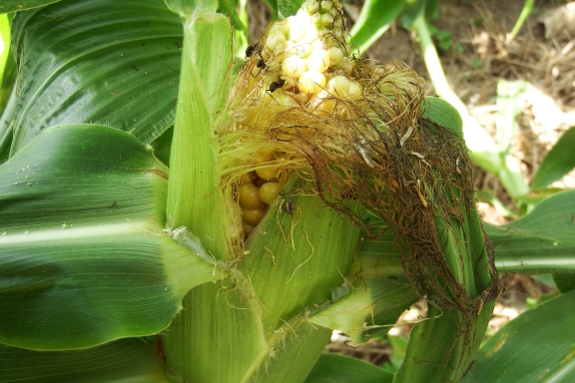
[{"x1": 230, "y1": 0, "x2": 359, "y2": 238}]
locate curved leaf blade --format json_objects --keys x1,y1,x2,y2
[
  {"x1": 531, "y1": 126, "x2": 575, "y2": 190},
  {"x1": 0, "y1": 0, "x2": 60, "y2": 13},
  {"x1": 464, "y1": 289, "x2": 575, "y2": 383},
  {"x1": 0, "y1": 337, "x2": 178, "y2": 383},
  {"x1": 310, "y1": 230, "x2": 417, "y2": 344},
  {"x1": 305, "y1": 353, "x2": 394, "y2": 383},
  {"x1": 10, "y1": 0, "x2": 183, "y2": 154},
  {"x1": 0, "y1": 124, "x2": 217, "y2": 350},
  {"x1": 349, "y1": 0, "x2": 405, "y2": 55},
  {"x1": 488, "y1": 189, "x2": 575, "y2": 274}
]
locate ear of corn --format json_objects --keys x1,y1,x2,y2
[{"x1": 162, "y1": 0, "x2": 498, "y2": 379}]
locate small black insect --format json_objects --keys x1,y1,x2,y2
[
  {"x1": 283, "y1": 199, "x2": 295, "y2": 215},
  {"x1": 268, "y1": 78, "x2": 285, "y2": 93},
  {"x1": 245, "y1": 44, "x2": 258, "y2": 58},
  {"x1": 256, "y1": 58, "x2": 266, "y2": 69}
]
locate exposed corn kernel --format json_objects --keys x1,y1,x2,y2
[
  {"x1": 305, "y1": 50, "x2": 330, "y2": 72},
  {"x1": 304, "y1": 0, "x2": 319, "y2": 13},
  {"x1": 299, "y1": 71, "x2": 326, "y2": 94},
  {"x1": 242, "y1": 221, "x2": 256, "y2": 236},
  {"x1": 266, "y1": 30, "x2": 287, "y2": 51},
  {"x1": 321, "y1": 0, "x2": 333, "y2": 11},
  {"x1": 266, "y1": 93, "x2": 299, "y2": 112},
  {"x1": 293, "y1": 92, "x2": 310, "y2": 105},
  {"x1": 239, "y1": 184, "x2": 265, "y2": 209},
  {"x1": 256, "y1": 166, "x2": 281, "y2": 180},
  {"x1": 240, "y1": 172, "x2": 254, "y2": 185},
  {"x1": 348, "y1": 81, "x2": 362, "y2": 100},
  {"x1": 312, "y1": 39, "x2": 326, "y2": 51},
  {"x1": 328, "y1": 47, "x2": 343, "y2": 66},
  {"x1": 289, "y1": 11, "x2": 311, "y2": 41},
  {"x1": 282, "y1": 55, "x2": 307, "y2": 78},
  {"x1": 328, "y1": 75, "x2": 351, "y2": 96},
  {"x1": 318, "y1": 13, "x2": 334, "y2": 26},
  {"x1": 243, "y1": 208, "x2": 267, "y2": 225},
  {"x1": 255, "y1": 149, "x2": 274, "y2": 162},
  {"x1": 259, "y1": 182, "x2": 282, "y2": 205},
  {"x1": 304, "y1": 24, "x2": 319, "y2": 41},
  {"x1": 341, "y1": 57, "x2": 352, "y2": 75}
]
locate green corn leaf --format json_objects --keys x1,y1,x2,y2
[
  {"x1": 0, "y1": 13, "x2": 16, "y2": 113},
  {"x1": 0, "y1": 124, "x2": 218, "y2": 350},
  {"x1": 310, "y1": 230, "x2": 418, "y2": 344},
  {"x1": 305, "y1": 353, "x2": 394, "y2": 383},
  {"x1": 551, "y1": 273, "x2": 575, "y2": 294},
  {"x1": 0, "y1": 87, "x2": 15, "y2": 164},
  {"x1": 464, "y1": 289, "x2": 575, "y2": 383},
  {"x1": 0, "y1": 337, "x2": 177, "y2": 383},
  {"x1": 0, "y1": 0, "x2": 61, "y2": 13},
  {"x1": 495, "y1": 80, "x2": 530, "y2": 198},
  {"x1": 277, "y1": 0, "x2": 302, "y2": 18},
  {"x1": 9, "y1": 0, "x2": 183, "y2": 155},
  {"x1": 349, "y1": 0, "x2": 406, "y2": 55},
  {"x1": 531, "y1": 126, "x2": 575, "y2": 190},
  {"x1": 263, "y1": 0, "x2": 278, "y2": 20},
  {"x1": 487, "y1": 189, "x2": 575, "y2": 274}
]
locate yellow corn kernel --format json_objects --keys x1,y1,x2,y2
[
  {"x1": 311, "y1": 90, "x2": 335, "y2": 113},
  {"x1": 242, "y1": 221, "x2": 255, "y2": 236},
  {"x1": 321, "y1": 0, "x2": 333, "y2": 11},
  {"x1": 305, "y1": 50, "x2": 330, "y2": 72},
  {"x1": 298, "y1": 71, "x2": 326, "y2": 94},
  {"x1": 282, "y1": 55, "x2": 307, "y2": 78},
  {"x1": 259, "y1": 182, "x2": 282, "y2": 205},
  {"x1": 328, "y1": 75, "x2": 351, "y2": 96},
  {"x1": 304, "y1": 0, "x2": 319, "y2": 13},
  {"x1": 266, "y1": 30, "x2": 287, "y2": 51},
  {"x1": 312, "y1": 12, "x2": 334, "y2": 26},
  {"x1": 239, "y1": 184, "x2": 265, "y2": 209},
  {"x1": 304, "y1": 24, "x2": 319, "y2": 41},
  {"x1": 341, "y1": 57, "x2": 352, "y2": 75},
  {"x1": 255, "y1": 149, "x2": 274, "y2": 162},
  {"x1": 256, "y1": 166, "x2": 281, "y2": 180},
  {"x1": 348, "y1": 81, "x2": 362, "y2": 100},
  {"x1": 267, "y1": 93, "x2": 299, "y2": 112},
  {"x1": 294, "y1": 42, "x2": 313, "y2": 58},
  {"x1": 243, "y1": 208, "x2": 267, "y2": 225},
  {"x1": 292, "y1": 92, "x2": 309, "y2": 105},
  {"x1": 283, "y1": 76, "x2": 297, "y2": 89},
  {"x1": 289, "y1": 11, "x2": 311, "y2": 41},
  {"x1": 275, "y1": 20, "x2": 291, "y2": 36},
  {"x1": 312, "y1": 39, "x2": 326, "y2": 51},
  {"x1": 328, "y1": 47, "x2": 343, "y2": 67},
  {"x1": 239, "y1": 172, "x2": 254, "y2": 185}
]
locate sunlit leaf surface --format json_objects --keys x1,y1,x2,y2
[
  {"x1": 464, "y1": 289, "x2": 575, "y2": 383},
  {"x1": 10, "y1": 0, "x2": 182, "y2": 154},
  {"x1": 0, "y1": 337, "x2": 177, "y2": 383},
  {"x1": 0, "y1": 124, "x2": 217, "y2": 350}
]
